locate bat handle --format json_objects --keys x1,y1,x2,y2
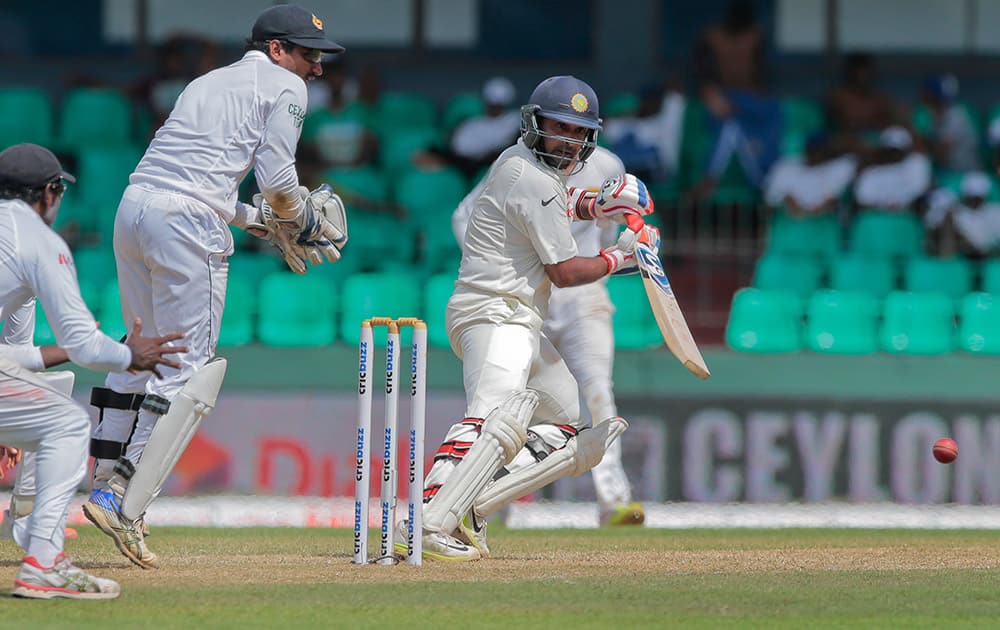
[{"x1": 625, "y1": 213, "x2": 645, "y2": 233}]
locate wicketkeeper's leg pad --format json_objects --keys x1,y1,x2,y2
[
  {"x1": 474, "y1": 415, "x2": 628, "y2": 518},
  {"x1": 118, "y1": 358, "x2": 227, "y2": 521},
  {"x1": 422, "y1": 390, "x2": 538, "y2": 534}
]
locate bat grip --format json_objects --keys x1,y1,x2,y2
[{"x1": 625, "y1": 213, "x2": 645, "y2": 233}]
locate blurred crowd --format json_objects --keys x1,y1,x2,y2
[{"x1": 3, "y1": 0, "x2": 999, "y2": 269}]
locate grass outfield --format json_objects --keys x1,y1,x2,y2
[{"x1": 2, "y1": 527, "x2": 999, "y2": 628}]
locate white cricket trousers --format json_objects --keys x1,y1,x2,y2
[
  {"x1": 423, "y1": 291, "x2": 582, "y2": 494},
  {"x1": 100, "y1": 184, "x2": 232, "y2": 465},
  {"x1": 0, "y1": 354, "x2": 88, "y2": 554}
]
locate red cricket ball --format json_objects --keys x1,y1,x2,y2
[{"x1": 933, "y1": 438, "x2": 958, "y2": 464}]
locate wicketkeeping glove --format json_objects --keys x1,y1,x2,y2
[{"x1": 246, "y1": 186, "x2": 348, "y2": 274}]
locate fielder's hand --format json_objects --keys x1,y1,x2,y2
[
  {"x1": 125, "y1": 318, "x2": 187, "y2": 379},
  {"x1": 0, "y1": 445, "x2": 21, "y2": 480}
]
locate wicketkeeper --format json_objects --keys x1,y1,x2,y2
[{"x1": 83, "y1": 4, "x2": 350, "y2": 568}]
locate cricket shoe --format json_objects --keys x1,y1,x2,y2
[
  {"x1": 455, "y1": 510, "x2": 490, "y2": 558},
  {"x1": 393, "y1": 520, "x2": 480, "y2": 562},
  {"x1": 600, "y1": 501, "x2": 646, "y2": 526},
  {"x1": 13, "y1": 553, "x2": 120, "y2": 600},
  {"x1": 82, "y1": 489, "x2": 159, "y2": 569}
]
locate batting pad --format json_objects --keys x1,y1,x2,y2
[
  {"x1": 422, "y1": 390, "x2": 538, "y2": 534},
  {"x1": 120, "y1": 359, "x2": 227, "y2": 520},
  {"x1": 474, "y1": 416, "x2": 627, "y2": 518}
]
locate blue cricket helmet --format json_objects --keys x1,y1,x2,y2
[{"x1": 521, "y1": 75, "x2": 602, "y2": 170}]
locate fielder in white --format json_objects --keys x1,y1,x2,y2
[
  {"x1": 395, "y1": 76, "x2": 657, "y2": 561},
  {"x1": 83, "y1": 4, "x2": 350, "y2": 569},
  {"x1": 451, "y1": 146, "x2": 646, "y2": 527},
  {"x1": 0, "y1": 143, "x2": 183, "y2": 599}
]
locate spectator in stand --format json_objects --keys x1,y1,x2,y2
[
  {"x1": 449, "y1": 77, "x2": 521, "y2": 174},
  {"x1": 135, "y1": 34, "x2": 222, "y2": 134},
  {"x1": 306, "y1": 55, "x2": 358, "y2": 110},
  {"x1": 602, "y1": 82, "x2": 686, "y2": 186},
  {"x1": 986, "y1": 118, "x2": 1000, "y2": 176},
  {"x1": 916, "y1": 74, "x2": 981, "y2": 173},
  {"x1": 853, "y1": 126, "x2": 932, "y2": 212},
  {"x1": 299, "y1": 57, "x2": 378, "y2": 185},
  {"x1": 925, "y1": 172, "x2": 1000, "y2": 259},
  {"x1": 826, "y1": 53, "x2": 898, "y2": 142},
  {"x1": 763, "y1": 132, "x2": 857, "y2": 218},
  {"x1": 690, "y1": 0, "x2": 783, "y2": 200}
]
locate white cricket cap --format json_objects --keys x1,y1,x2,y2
[
  {"x1": 879, "y1": 126, "x2": 913, "y2": 150},
  {"x1": 961, "y1": 171, "x2": 991, "y2": 198},
  {"x1": 482, "y1": 77, "x2": 515, "y2": 106}
]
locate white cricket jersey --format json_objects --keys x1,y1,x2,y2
[
  {"x1": 130, "y1": 51, "x2": 308, "y2": 223},
  {"x1": 0, "y1": 200, "x2": 130, "y2": 372},
  {"x1": 454, "y1": 140, "x2": 576, "y2": 316},
  {"x1": 452, "y1": 145, "x2": 624, "y2": 285}
]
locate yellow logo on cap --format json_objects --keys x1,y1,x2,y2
[
  {"x1": 312, "y1": 14, "x2": 323, "y2": 30},
  {"x1": 571, "y1": 93, "x2": 588, "y2": 113}
]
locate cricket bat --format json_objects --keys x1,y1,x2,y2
[{"x1": 627, "y1": 215, "x2": 710, "y2": 379}]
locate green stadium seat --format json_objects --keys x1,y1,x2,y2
[
  {"x1": 606, "y1": 275, "x2": 661, "y2": 349},
  {"x1": 958, "y1": 292, "x2": 1000, "y2": 354},
  {"x1": 218, "y1": 276, "x2": 255, "y2": 347},
  {"x1": 339, "y1": 271, "x2": 422, "y2": 347},
  {"x1": 257, "y1": 273, "x2": 337, "y2": 347},
  {"x1": 349, "y1": 212, "x2": 416, "y2": 271},
  {"x1": 849, "y1": 211, "x2": 923, "y2": 260},
  {"x1": 379, "y1": 128, "x2": 441, "y2": 177},
  {"x1": 0, "y1": 87, "x2": 53, "y2": 148},
  {"x1": 442, "y1": 92, "x2": 485, "y2": 133},
  {"x1": 752, "y1": 253, "x2": 824, "y2": 301},
  {"x1": 75, "y1": 146, "x2": 143, "y2": 238},
  {"x1": 228, "y1": 251, "x2": 284, "y2": 281},
  {"x1": 725, "y1": 288, "x2": 803, "y2": 353},
  {"x1": 828, "y1": 255, "x2": 896, "y2": 300},
  {"x1": 879, "y1": 291, "x2": 955, "y2": 354},
  {"x1": 374, "y1": 92, "x2": 437, "y2": 134},
  {"x1": 77, "y1": 278, "x2": 103, "y2": 315},
  {"x1": 423, "y1": 273, "x2": 455, "y2": 348},
  {"x1": 307, "y1": 247, "x2": 360, "y2": 288},
  {"x1": 604, "y1": 92, "x2": 640, "y2": 118},
  {"x1": 766, "y1": 212, "x2": 841, "y2": 260},
  {"x1": 58, "y1": 88, "x2": 134, "y2": 151},
  {"x1": 324, "y1": 165, "x2": 392, "y2": 211},
  {"x1": 804, "y1": 290, "x2": 879, "y2": 354},
  {"x1": 396, "y1": 167, "x2": 467, "y2": 223},
  {"x1": 98, "y1": 280, "x2": 128, "y2": 341},
  {"x1": 72, "y1": 246, "x2": 117, "y2": 285},
  {"x1": 903, "y1": 257, "x2": 974, "y2": 303},
  {"x1": 981, "y1": 259, "x2": 1000, "y2": 294},
  {"x1": 229, "y1": 225, "x2": 252, "y2": 251},
  {"x1": 33, "y1": 304, "x2": 57, "y2": 345}
]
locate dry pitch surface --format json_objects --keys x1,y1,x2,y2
[{"x1": 2, "y1": 527, "x2": 1000, "y2": 628}]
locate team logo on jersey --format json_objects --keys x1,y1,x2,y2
[
  {"x1": 57, "y1": 253, "x2": 71, "y2": 265},
  {"x1": 570, "y1": 93, "x2": 589, "y2": 113},
  {"x1": 288, "y1": 103, "x2": 306, "y2": 128},
  {"x1": 312, "y1": 14, "x2": 323, "y2": 30}
]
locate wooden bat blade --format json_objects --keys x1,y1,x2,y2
[{"x1": 634, "y1": 244, "x2": 710, "y2": 379}]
